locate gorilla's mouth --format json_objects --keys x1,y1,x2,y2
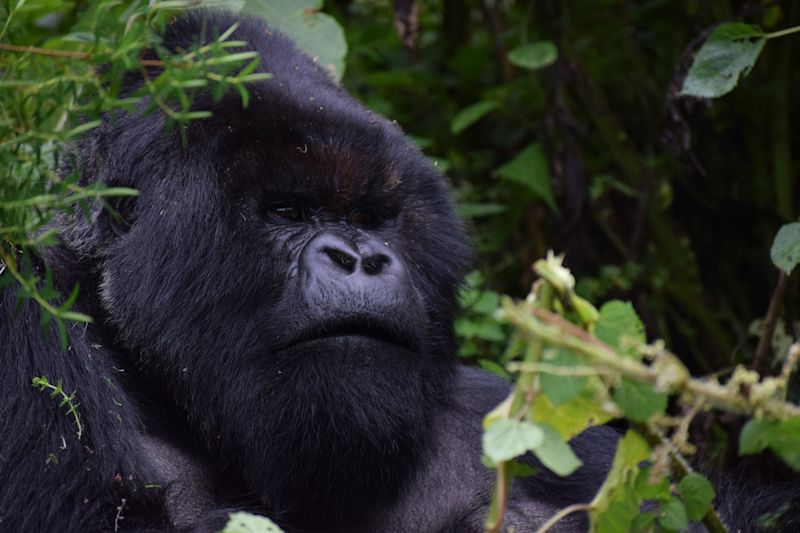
[{"x1": 280, "y1": 318, "x2": 421, "y2": 353}]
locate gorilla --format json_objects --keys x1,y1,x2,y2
[{"x1": 0, "y1": 10, "x2": 792, "y2": 533}]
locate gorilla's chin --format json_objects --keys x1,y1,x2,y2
[{"x1": 225, "y1": 337, "x2": 456, "y2": 526}]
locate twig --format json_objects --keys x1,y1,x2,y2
[
  {"x1": 0, "y1": 43, "x2": 164, "y2": 67},
  {"x1": 753, "y1": 271, "x2": 789, "y2": 373},
  {"x1": 534, "y1": 503, "x2": 591, "y2": 533},
  {"x1": 503, "y1": 301, "x2": 800, "y2": 420}
]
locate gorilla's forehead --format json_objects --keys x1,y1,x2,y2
[{"x1": 217, "y1": 84, "x2": 424, "y2": 209}]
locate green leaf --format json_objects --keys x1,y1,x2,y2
[
  {"x1": 740, "y1": 418, "x2": 800, "y2": 470},
  {"x1": 59, "y1": 311, "x2": 93, "y2": 323},
  {"x1": 472, "y1": 291, "x2": 500, "y2": 314},
  {"x1": 680, "y1": 23, "x2": 766, "y2": 98},
  {"x1": 495, "y1": 143, "x2": 556, "y2": 211},
  {"x1": 540, "y1": 349, "x2": 588, "y2": 406},
  {"x1": 220, "y1": 511, "x2": 284, "y2": 533},
  {"x1": 612, "y1": 378, "x2": 667, "y2": 423},
  {"x1": 531, "y1": 423, "x2": 583, "y2": 476},
  {"x1": 451, "y1": 101, "x2": 499, "y2": 134},
  {"x1": 740, "y1": 418, "x2": 772, "y2": 455},
  {"x1": 591, "y1": 429, "x2": 651, "y2": 514},
  {"x1": 659, "y1": 497, "x2": 689, "y2": 531},
  {"x1": 595, "y1": 300, "x2": 645, "y2": 360},
  {"x1": 595, "y1": 496, "x2": 640, "y2": 533},
  {"x1": 482, "y1": 419, "x2": 544, "y2": 463},
  {"x1": 531, "y1": 382, "x2": 616, "y2": 439},
  {"x1": 634, "y1": 467, "x2": 670, "y2": 500},
  {"x1": 679, "y1": 473, "x2": 716, "y2": 520},
  {"x1": 630, "y1": 511, "x2": 657, "y2": 531},
  {"x1": 456, "y1": 203, "x2": 507, "y2": 219},
  {"x1": 507, "y1": 42, "x2": 558, "y2": 71},
  {"x1": 770, "y1": 222, "x2": 800, "y2": 274},
  {"x1": 243, "y1": 0, "x2": 348, "y2": 81},
  {"x1": 474, "y1": 320, "x2": 505, "y2": 342}
]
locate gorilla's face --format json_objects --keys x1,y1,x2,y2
[{"x1": 79, "y1": 45, "x2": 471, "y2": 524}]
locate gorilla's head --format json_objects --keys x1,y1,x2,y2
[{"x1": 56, "y1": 12, "x2": 471, "y2": 526}]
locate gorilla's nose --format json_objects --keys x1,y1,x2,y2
[{"x1": 302, "y1": 231, "x2": 404, "y2": 283}]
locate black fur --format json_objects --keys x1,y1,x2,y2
[{"x1": 1, "y1": 11, "x2": 795, "y2": 533}]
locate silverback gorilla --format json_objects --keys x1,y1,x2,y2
[{"x1": 0, "y1": 10, "x2": 793, "y2": 533}]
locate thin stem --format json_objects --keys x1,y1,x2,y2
[
  {"x1": 485, "y1": 462, "x2": 508, "y2": 533},
  {"x1": 753, "y1": 271, "x2": 789, "y2": 373},
  {"x1": 634, "y1": 424, "x2": 728, "y2": 533},
  {"x1": 0, "y1": 43, "x2": 164, "y2": 67},
  {"x1": 534, "y1": 503, "x2": 591, "y2": 533},
  {"x1": 766, "y1": 25, "x2": 800, "y2": 40},
  {"x1": 0, "y1": 251, "x2": 61, "y2": 318}
]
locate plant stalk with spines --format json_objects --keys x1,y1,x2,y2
[{"x1": 32, "y1": 376, "x2": 83, "y2": 440}]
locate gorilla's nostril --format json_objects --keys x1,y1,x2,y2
[
  {"x1": 322, "y1": 246, "x2": 357, "y2": 273},
  {"x1": 362, "y1": 254, "x2": 390, "y2": 276}
]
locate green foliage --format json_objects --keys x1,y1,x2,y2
[
  {"x1": 482, "y1": 418, "x2": 544, "y2": 464},
  {"x1": 489, "y1": 254, "x2": 799, "y2": 532},
  {"x1": 679, "y1": 473, "x2": 715, "y2": 521},
  {"x1": 495, "y1": 143, "x2": 556, "y2": 211},
  {"x1": 219, "y1": 511, "x2": 284, "y2": 533},
  {"x1": 0, "y1": 0, "x2": 272, "y2": 344},
  {"x1": 740, "y1": 417, "x2": 800, "y2": 469},
  {"x1": 590, "y1": 430, "x2": 651, "y2": 532},
  {"x1": 339, "y1": 1, "x2": 800, "y2": 378},
  {"x1": 595, "y1": 301, "x2": 646, "y2": 360},
  {"x1": 32, "y1": 376, "x2": 83, "y2": 439},
  {"x1": 507, "y1": 42, "x2": 558, "y2": 71},
  {"x1": 539, "y1": 348, "x2": 587, "y2": 406},
  {"x1": 456, "y1": 271, "x2": 508, "y2": 368},
  {"x1": 530, "y1": 423, "x2": 582, "y2": 477},
  {"x1": 770, "y1": 222, "x2": 800, "y2": 274},
  {"x1": 243, "y1": 0, "x2": 347, "y2": 80},
  {"x1": 681, "y1": 23, "x2": 766, "y2": 98},
  {"x1": 451, "y1": 101, "x2": 499, "y2": 135},
  {"x1": 612, "y1": 378, "x2": 668, "y2": 423}
]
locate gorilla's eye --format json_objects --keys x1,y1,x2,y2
[
  {"x1": 267, "y1": 204, "x2": 303, "y2": 222},
  {"x1": 264, "y1": 202, "x2": 321, "y2": 223}
]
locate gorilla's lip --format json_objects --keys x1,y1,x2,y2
[{"x1": 279, "y1": 318, "x2": 421, "y2": 353}]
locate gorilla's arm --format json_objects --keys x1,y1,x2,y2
[{"x1": 0, "y1": 276, "x2": 168, "y2": 530}]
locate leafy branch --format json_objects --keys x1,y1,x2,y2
[{"x1": 483, "y1": 253, "x2": 800, "y2": 532}]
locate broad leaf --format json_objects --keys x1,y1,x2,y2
[
  {"x1": 451, "y1": 101, "x2": 499, "y2": 134},
  {"x1": 244, "y1": 0, "x2": 348, "y2": 81},
  {"x1": 770, "y1": 222, "x2": 800, "y2": 274},
  {"x1": 483, "y1": 419, "x2": 544, "y2": 463},
  {"x1": 540, "y1": 348, "x2": 588, "y2": 407},
  {"x1": 612, "y1": 378, "x2": 667, "y2": 423},
  {"x1": 495, "y1": 143, "x2": 556, "y2": 211},
  {"x1": 595, "y1": 300, "x2": 645, "y2": 360},
  {"x1": 508, "y1": 42, "x2": 558, "y2": 70},
  {"x1": 531, "y1": 423, "x2": 583, "y2": 476},
  {"x1": 681, "y1": 23, "x2": 766, "y2": 98},
  {"x1": 679, "y1": 473, "x2": 716, "y2": 521}
]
